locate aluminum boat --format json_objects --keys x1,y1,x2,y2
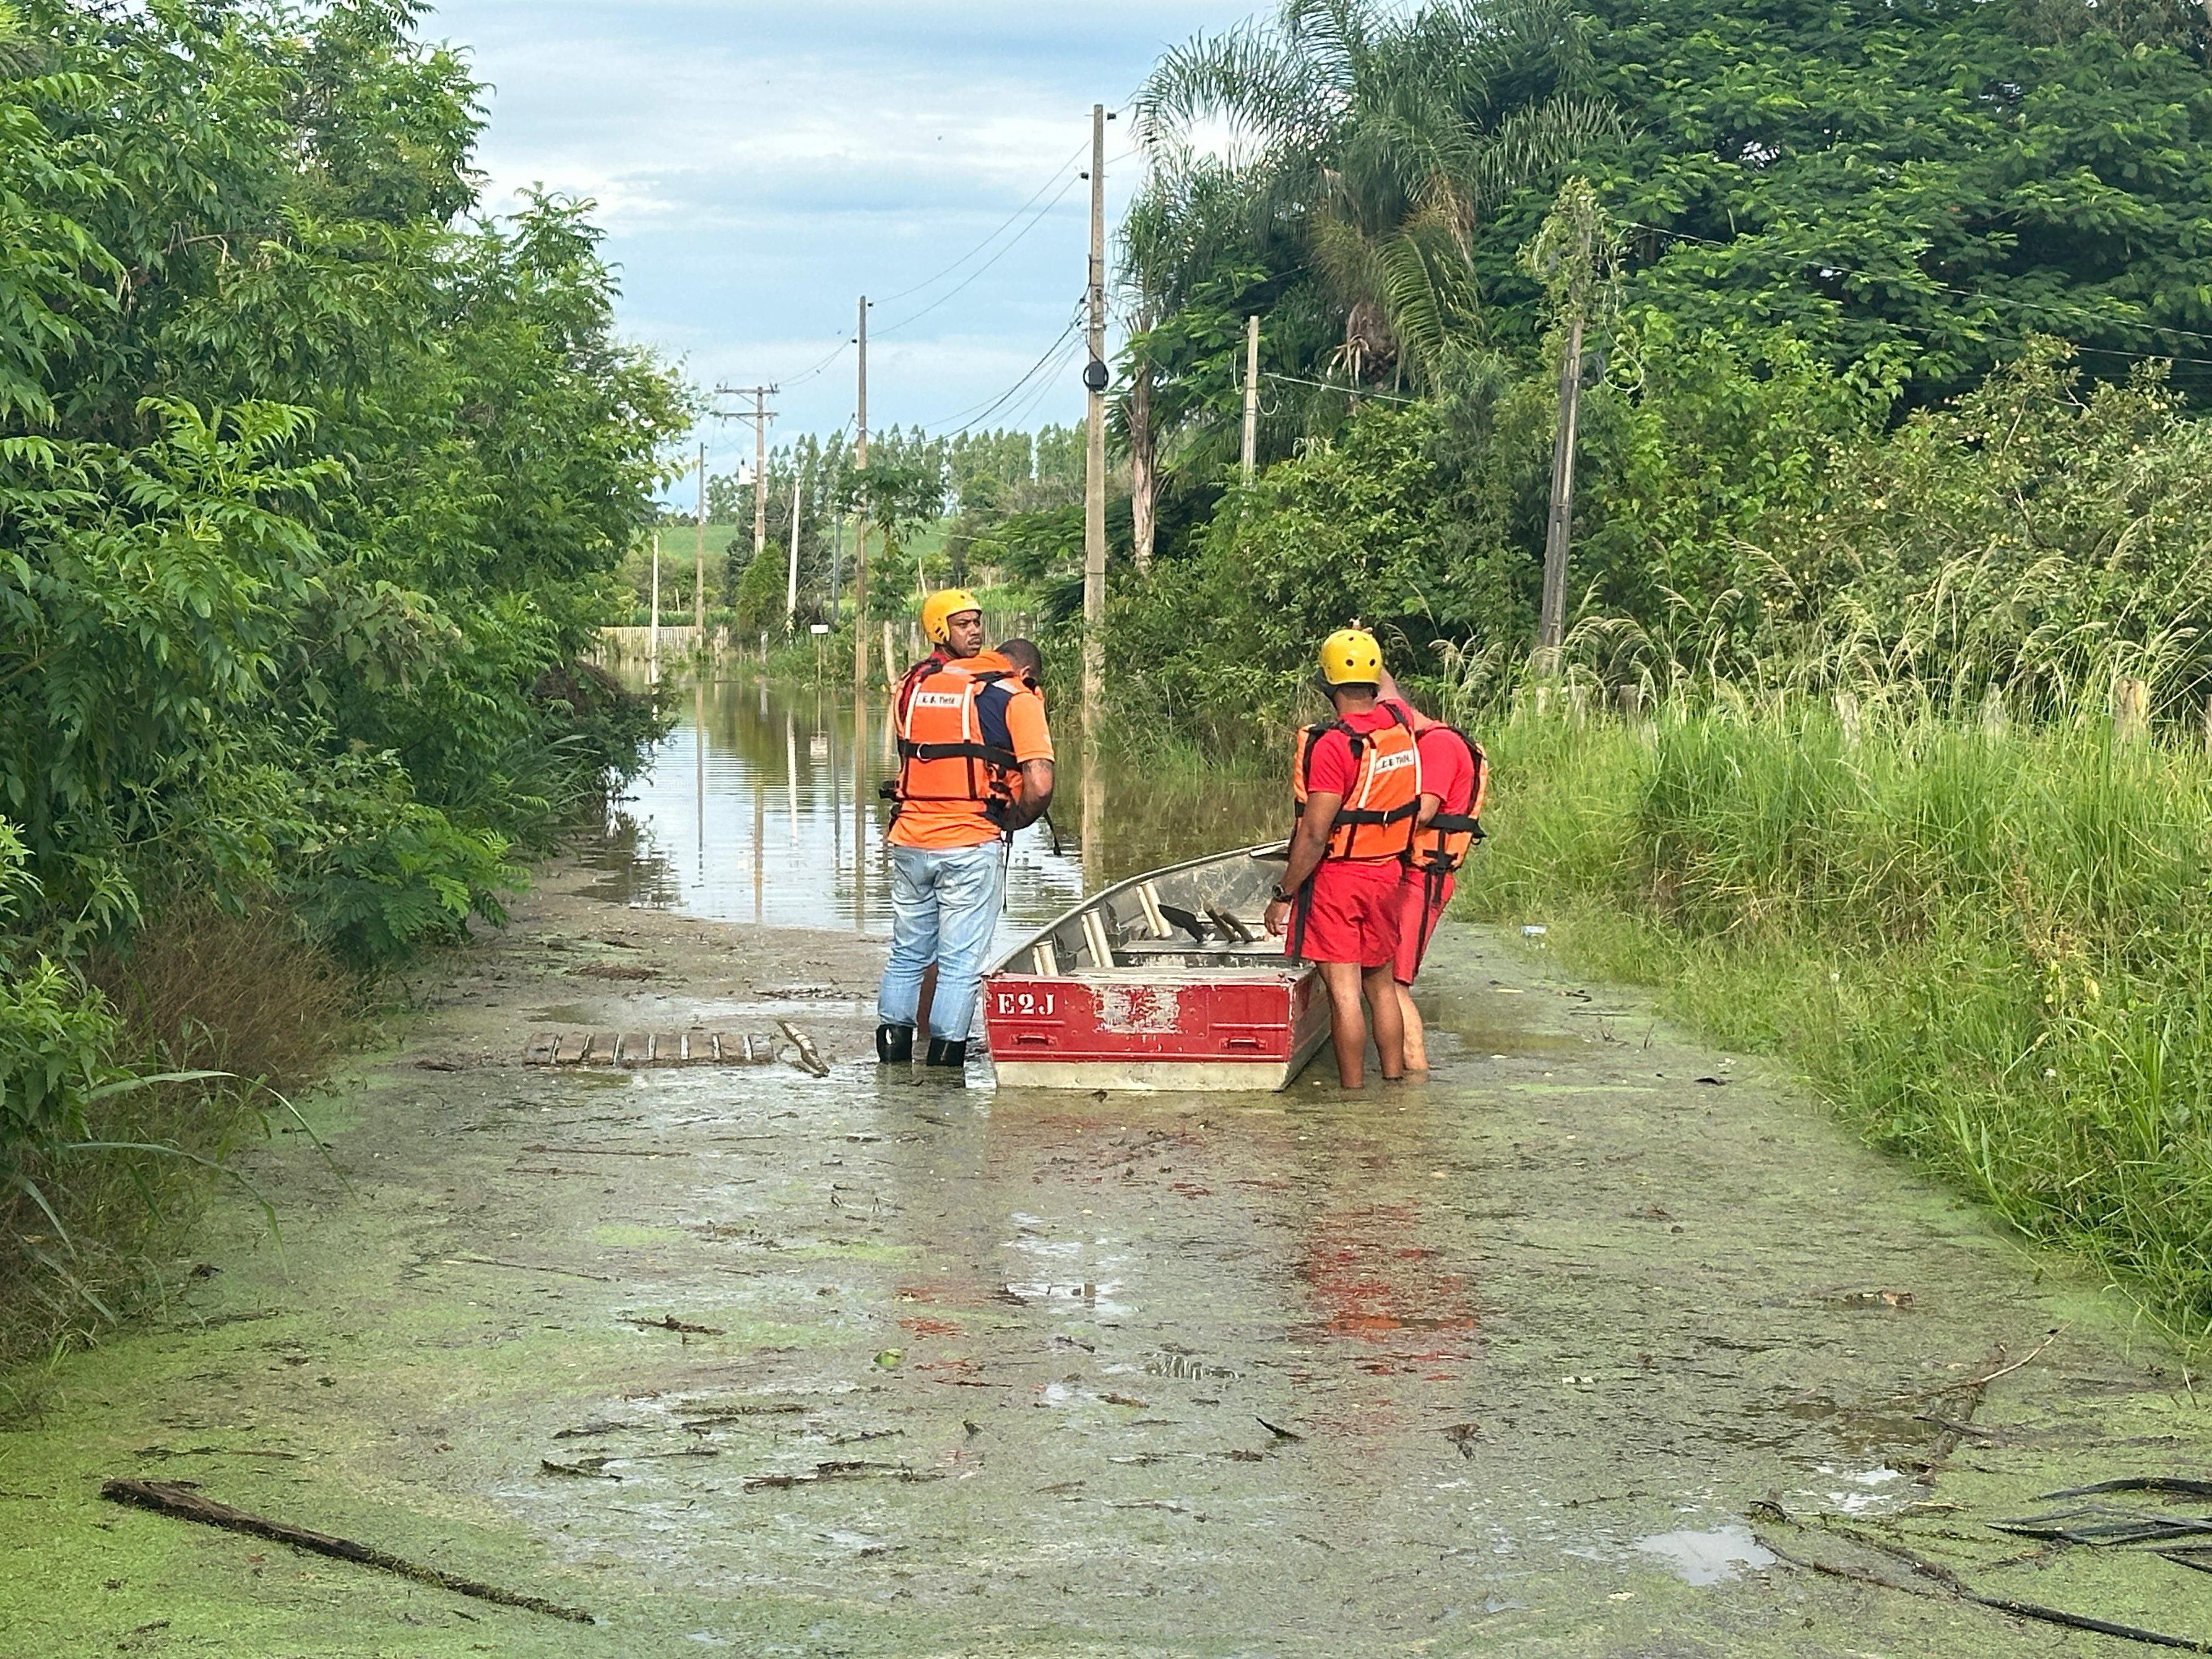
[{"x1": 981, "y1": 843, "x2": 1328, "y2": 1091}]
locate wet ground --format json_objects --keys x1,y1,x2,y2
[{"x1": 7, "y1": 677, "x2": 2212, "y2": 1656}]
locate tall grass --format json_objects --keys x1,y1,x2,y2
[
  {"x1": 1467, "y1": 697, "x2": 2212, "y2": 1338},
  {"x1": 0, "y1": 901, "x2": 351, "y2": 1375}
]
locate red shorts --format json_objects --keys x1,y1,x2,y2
[
  {"x1": 1288, "y1": 861, "x2": 1403, "y2": 969},
  {"x1": 1392, "y1": 870, "x2": 1454, "y2": 985}
]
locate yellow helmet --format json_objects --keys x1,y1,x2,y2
[
  {"x1": 1319, "y1": 627, "x2": 1383, "y2": 687},
  {"x1": 921, "y1": 588, "x2": 982, "y2": 645}
]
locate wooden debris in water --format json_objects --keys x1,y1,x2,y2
[
  {"x1": 526, "y1": 1030, "x2": 780, "y2": 1068},
  {"x1": 100, "y1": 1479, "x2": 595, "y2": 1624},
  {"x1": 776, "y1": 1019, "x2": 828, "y2": 1076}
]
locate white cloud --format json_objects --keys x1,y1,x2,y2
[{"x1": 428, "y1": 0, "x2": 1256, "y2": 437}]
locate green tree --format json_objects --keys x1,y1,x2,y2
[
  {"x1": 1573, "y1": 0, "x2": 2212, "y2": 403},
  {"x1": 0, "y1": 0, "x2": 688, "y2": 1205},
  {"x1": 1138, "y1": 0, "x2": 1618, "y2": 397}
]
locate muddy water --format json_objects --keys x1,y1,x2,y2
[
  {"x1": 589, "y1": 670, "x2": 1282, "y2": 943},
  {"x1": 8, "y1": 675, "x2": 2212, "y2": 1655}
]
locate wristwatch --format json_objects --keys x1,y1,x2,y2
[{"x1": 1270, "y1": 885, "x2": 1293, "y2": 904}]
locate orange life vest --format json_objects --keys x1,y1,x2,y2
[
  {"x1": 890, "y1": 657, "x2": 1019, "y2": 828},
  {"x1": 1292, "y1": 705, "x2": 1423, "y2": 862},
  {"x1": 1409, "y1": 726, "x2": 1488, "y2": 876}
]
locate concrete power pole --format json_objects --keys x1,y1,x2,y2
[
  {"x1": 713, "y1": 382, "x2": 779, "y2": 632},
  {"x1": 693, "y1": 441, "x2": 707, "y2": 639},
  {"x1": 1240, "y1": 314, "x2": 1260, "y2": 482},
  {"x1": 786, "y1": 472, "x2": 803, "y2": 631},
  {"x1": 751, "y1": 387, "x2": 772, "y2": 579},
  {"x1": 1536, "y1": 304, "x2": 1585, "y2": 669},
  {"x1": 1531, "y1": 180, "x2": 1609, "y2": 674},
  {"x1": 1536, "y1": 206, "x2": 1592, "y2": 673},
  {"x1": 1081, "y1": 102, "x2": 1108, "y2": 745},
  {"x1": 853, "y1": 296, "x2": 870, "y2": 700}
]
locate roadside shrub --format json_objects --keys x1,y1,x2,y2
[{"x1": 1468, "y1": 699, "x2": 2212, "y2": 1336}]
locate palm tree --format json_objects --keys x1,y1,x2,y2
[
  {"x1": 1137, "y1": 0, "x2": 1617, "y2": 395},
  {"x1": 1117, "y1": 149, "x2": 1263, "y2": 569}
]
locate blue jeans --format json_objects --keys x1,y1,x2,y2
[{"x1": 878, "y1": 840, "x2": 1007, "y2": 1042}]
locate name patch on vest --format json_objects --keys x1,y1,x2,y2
[
  {"x1": 912, "y1": 691, "x2": 967, "y2": 709},
  {"x1": 1367, "y1": 749, "x2": 1417, "y2": 773}
]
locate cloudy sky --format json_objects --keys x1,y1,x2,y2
[{"x1": 425, "y1": 1, "x2": 1260, "y2": 474}]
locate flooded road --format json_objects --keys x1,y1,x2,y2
[
  {"x1": 7, "y1": 669, "x2": 2212, "y2": 1656},
  {"x1": 590, "y1": 671, "x2": 1282, "y2": 943}
]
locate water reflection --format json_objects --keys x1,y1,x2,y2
[{"x1": 594, "y1": 668, "x2": 1281, "y2": 942}]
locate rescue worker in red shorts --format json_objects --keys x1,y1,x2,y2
[
  {"x1": 1263, "y1": 628, "x2": 1423, "y2": 1088},
  {"x1": 1391, "y1": 693, "x2": 1486, "y2": 1070}
]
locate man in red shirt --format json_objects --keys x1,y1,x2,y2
[
  {"x1": 1263, "y1": 629, "x2": 1421, "y2": 1088},
  {"x1": 1395, "y1": 713, "x2": 1483, "y2": 1070},
  {"x1": 1371, "y1": 667, "x2": 1486, "y2": 1070}
]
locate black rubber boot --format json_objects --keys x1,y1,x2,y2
[
  {"x1": 923, "y1": 1038, "x2": 968, "y2": 1070},
  {"x1": 875, "y1": 1023, "x2": 914, "y2": 1064}
]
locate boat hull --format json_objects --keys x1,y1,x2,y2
[{"x1": 981, "y1": 843, "x2": 1329, "y2": 1092}]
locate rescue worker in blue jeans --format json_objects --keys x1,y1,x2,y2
[{"x1": 876, "y1": 593, "x2": 1054, "y2": 1071}]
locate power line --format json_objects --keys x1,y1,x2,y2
[
  {"x1": 780, "y1": 335, "x2": 851, "y2": 390},
  {"x1": 872, "y1": 137, "x2": 1091, "y2": 308},
  {"x1": 943, "y1": 330, "x2": 1086, "y2": 438},
  {"x1": 731, "y1": 120, "x2": 1138, "y2": 436},
  {"x1": 916, "y1": 307, "x2": 1085, "y2": 435},
  {"x1": 998, "y1": 336, "x2": 1088, "y2": 431},
  {"x1": 1262, "y1": 369, "x2": 1420, "y2": 405},
  {"x1": 875, "y1": 169, "x2": 1089, "y2": 338}
]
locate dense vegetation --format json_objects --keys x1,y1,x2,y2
[
  {"x1": 1, "y1": 0, "x2": 682, "y2": 1353},
  {"x1": 1082, "y1": 0, "x2": 2212, "y2": 1331},
  {"x1": 1105, "y1": 0, "x2": 2212, "y2": 729}
]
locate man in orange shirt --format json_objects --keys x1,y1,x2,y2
[{"x1": 876, "y1": 594, "x2": 1054, "y2": 1071}]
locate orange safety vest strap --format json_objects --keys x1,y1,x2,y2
[
  {"x1": 900, "y1": 738, "x2": 1021, "y2": 769},
  {"x1": 1408, "y1": 725, "x2": 1487, "y2": 874},
  {"x1": 891, "y1": 668, "x2": 1022, "y2": 827},
  {"x1": 1292, "y1": 706, "x2": 1420, "y2": 861}
]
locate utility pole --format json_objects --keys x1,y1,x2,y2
[
  {"x1": 713, "y1": 382, "x2": 779, "y2": 621},
  {"x1": 1537, "y1": 244, "x2": 1592, "y2": 672},
  {"x1": 1081, "y1": 102, "x2": 1108, "y2": 745},
  {"x1": 785, "y1": 472, "x2": 803, "y2": 631},
  {"x1": 751, "y1": 387, "x2": 771, "y2": 576},
  {"x1": 693, "y1": 441, "x2": 707, "y2": 639},
  {"x1": 649, "y1": 526, "x2": 661, "y2": 683},
  {"x1": 1240, "y1": 314, "x2": 1260, "y2": 482},
  {"x1": 1536, "y1": 303, "x2": 1584, "y2": 669},
  {"x1": 1530, "y1": 177, "x2": 1611, "y2": 674},
  {"x1": 853, "y1": 296, "x2": 870, "y2": 700}
]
